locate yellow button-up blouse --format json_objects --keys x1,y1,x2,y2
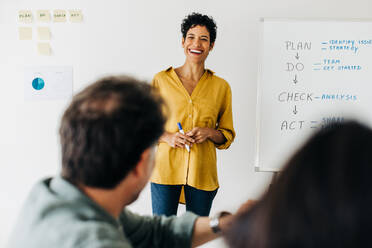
[{"x1": 151, "y1": 67, "x2": 235, "y2": 191}]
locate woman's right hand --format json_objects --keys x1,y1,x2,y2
[{"x1": 160, "y1": 132, "x2": 195, "y2": 148}]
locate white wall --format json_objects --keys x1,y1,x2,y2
[{"x1": 1, "y1": 0, "x2": 372, "y2": 247}]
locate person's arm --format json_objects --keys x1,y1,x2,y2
[
  {"x1": 192, "y1": 200, "x2": 256, "y2": 247},
  {"x1": 191, "y1": 215, "x2": 233, "y2": 247},
  {"x1": 208, "y1": 129, "x2": 227, "y2": 144},
  {"x1": 120, "y1": 200, "x2": 255, "y2": 248},
  {"x1": 120, "y1": 209, "x2": 230, "y2": 248},
  {"x1": 186, "y1": 127, "x2": 226, "y2": 145},
  {"x1": 119, "y1": 209, "x2": 198, "y2": 248},
  {"x1": 214, "y1": 84, "x2": 235, "y2": 150}
]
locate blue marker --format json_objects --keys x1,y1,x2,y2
[{"x1": 177, "y1": 122, "x2": 190, "y2": 152}]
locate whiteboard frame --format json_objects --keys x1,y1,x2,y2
[{"x1": 254, "y1": 17, "x2": 372, "y2": 172}]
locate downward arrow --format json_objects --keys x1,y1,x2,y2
[
  {"x1": 293, "y1": 74, "x2": 298, "y2": 84},
  {"x1": 295, "y1": 52, "x2": 300, "y2": 60},
  {"x1": 293, "y1": 105, "x2": 298, "y2": 115}
]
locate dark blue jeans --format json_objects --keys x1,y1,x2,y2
[{"x1": 151, "y1": 183, "x2": 218, "y2": 217}]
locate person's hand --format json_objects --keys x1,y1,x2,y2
[
  {"x1": 186, "y1": 127, "x2": 212, "y2": 143},
  {"x1": 163, "y1": 132, "x2": 195, "y2": 148},
  {"x1": 236, "y1": 199, "x2": 256, "y2": 216},
  {"x1": 218, "y1": 200, "x2": 256, "y2": 233}
]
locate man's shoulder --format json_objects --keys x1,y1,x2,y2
[
  {"x1": 8, "y1": 179, "x2": 127, "y2": 248},
  {"x1": 8, "y1": 221, "x2": 127, "y2": 248}
]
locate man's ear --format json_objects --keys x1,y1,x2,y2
[
  {"x1": 131, "y1": 148, "x2": 153, "y2": 178},
  {"x1": 182, "y1": 37, "x2": 185, "y2": 48},
  {"x1": 131, "y1": 149, "x2": 150, "y2": 177}
]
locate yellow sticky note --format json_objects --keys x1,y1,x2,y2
[
  {"x1": 53, "y1": 10, "x2": 66, "y2": 22},
  {"x1": 19, "y1": 27, "x2": 32, "y2": 40},
  {"x1": 37, "y1": 10, "x2": 51, "y2": 22},
  {"x1": 18, "y1": 10, "x2": 33, "y2": 23},
  {"x1": 37, "y1": 27, "x2": 51, "y2": 40},
  {"x1": 69, "y1": 10, "x2": 83, "y2": 22},
  {"x1": 37, "y1": 42, "x2": 51, "y2": 56}
]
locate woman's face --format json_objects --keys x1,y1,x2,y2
[{"x1": 182, "y1": 25, "x2": 214, "y2": 64}]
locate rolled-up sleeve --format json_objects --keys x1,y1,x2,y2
[
  {"x1": 215, "y1": 84, "x2": 236, "y2": 150},
  {"x1": 119, "y1": 209, "x2": 198, "y2": 248}
]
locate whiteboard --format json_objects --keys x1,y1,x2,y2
[{"x1": 255, "y1": 19, "x2": 372, "y2": 172}]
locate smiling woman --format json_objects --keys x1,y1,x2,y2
[{"x1": 150, "y1": 12, "x2": 236, "y2": 217}]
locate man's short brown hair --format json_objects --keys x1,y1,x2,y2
[{"x1": 60, "y1": 76, "x2": 165, "y2": 188}]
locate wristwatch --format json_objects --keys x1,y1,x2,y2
[{"x1": 209, "y1": 211, "x2": 232, "y2": 234}]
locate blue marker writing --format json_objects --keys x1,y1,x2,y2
[{"x1": 177, "y1": 122, "x2": 190, "y2": 152}]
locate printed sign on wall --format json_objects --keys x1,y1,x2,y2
[{"x1": 24, "y1": 66, "x2": 73, "y2": 101}]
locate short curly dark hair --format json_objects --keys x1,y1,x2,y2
[
  {"x1": 60, "y1": 76, "x2": 166, "y2": 189},
  {"x1": 181, "y1": 12, "x2": 217, "y2": 44}
]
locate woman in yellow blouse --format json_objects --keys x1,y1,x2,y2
[{"x1": 151, "y1": 12, "x2": 235, "y2": 217}]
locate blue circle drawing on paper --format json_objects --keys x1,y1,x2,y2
[{"x1": 32, "y1": 77, "x2": 45, "y2": 90}]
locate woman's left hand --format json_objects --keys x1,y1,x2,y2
[{"x1": 186, "y1": 127, "x2": 212, "y2": 144}]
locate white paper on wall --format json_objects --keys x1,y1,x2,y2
[{"x1": 24, "y1": 66, "x2": 73, "y2": 101}]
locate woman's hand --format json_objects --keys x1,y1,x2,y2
[
  {"x1": 186, "y1": 127, "x2": 212, "y2": 143},
  {"x1": 160, "y1": 131, "x2": 195, "y2": 148},
  {"x1": 187, "y1": 127, "x2": 227, "y2": 144}
]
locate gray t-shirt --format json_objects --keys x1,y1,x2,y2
[{"x1": 7, "y1": 177, "x2": 198, "y2": 248}]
